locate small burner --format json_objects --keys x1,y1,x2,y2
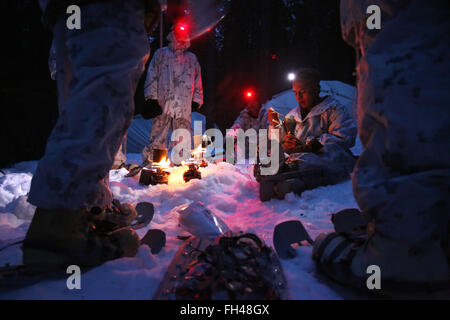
[
  {"x1": 183, "y1": 164, "x2": 202, "y2": 183},
  {"x1": 140, "y1": 166, "x2": 170, "y2": 185},
  {"x1": 199, "y1": 159, "x2": 208, "y2": 168}
]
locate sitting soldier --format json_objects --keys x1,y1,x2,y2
[
  {"x1": 226, "y1": 91, "x2": 269, "y2": 163},
  {"x1": 229, "y1": 92, "x2": 269, "y2": 134},
  {"x1": 262, "y1": 68, "x2": 357, "y2": 200}
]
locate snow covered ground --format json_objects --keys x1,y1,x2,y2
[{"x1": 0, "y1": 153, "x2": 362, "y2": 300}]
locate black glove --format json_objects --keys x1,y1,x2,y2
[
  {"x1": 192, "y1": 101, "x2": 200, "y2": 113},
  {"x1": 142, "y1": 99, "x2": 162, "y2": 119},
  {"x1": 305, "y1": 138, "x2": 323, "y2": 153},
  {"x1": 289, "y1": 138, "x2": 322, "y2": 154}
]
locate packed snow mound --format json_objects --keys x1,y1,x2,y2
[{"x1": 0, "y1": 155, "x2": 360, "y2": 299}]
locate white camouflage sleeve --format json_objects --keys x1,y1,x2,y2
[
  {"x1": 193, "y1": 58, "x2": 204, "y2": 106},
  {"x1": 318, "y1": 106, "x2": 357, "y2": 149},
  {"x1": 144, "y1": 49, "x2": 161, "y2": 101}
]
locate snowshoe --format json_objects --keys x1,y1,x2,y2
[
  {"x1": 273, "y1": 220, "x2": 313, "y2": 259},
  {"x1": 141, "y1": 229, "x2": 166, "y2": 254},
  {"x1": 0, "y1": 228, "x2": 165, "y2": 292},
  {"x1": 130, "y1": 202, "x2": 155, "y2": 230},
  {"x1": 153, "y1": 232, "x2": 287, "y2": 300}
]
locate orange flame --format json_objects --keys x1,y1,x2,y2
[{"x1": 153, "y1": 156, "x2": 171, "y2": 171}]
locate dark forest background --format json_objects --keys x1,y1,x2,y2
[{"x1": 0, "y1": 0, "x2": 355, "y2": 169}]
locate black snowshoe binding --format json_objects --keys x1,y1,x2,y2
[{"x1": 154, "y1": 232, "x2": 287, "y2": 300}]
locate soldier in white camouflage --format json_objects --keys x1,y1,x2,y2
[
  {"x1": 313, "y1": 0, "x2": 450, "y2": 297},
  {"x1": 142, "y1": 27, "x2": 204, "y2": 163},
  {"x1": 264, "y1": 68, "x2": 357, "y2": 199},
  {"x1": 24, "y1": 0, "x2": 160, "y2": 269},
  {"x1": 229, "y1": 100, "x2": 270, "y2": 134}
]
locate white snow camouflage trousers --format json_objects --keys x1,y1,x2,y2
[
  {"x1": 142, "y1": 114, "x2": 191, "y2": 162},
  {"x1": 341, "y1": 0, "x2": 450, "y2": 278},
  {"x1": 28, "y1": 0, "x2": 150, "y2": 210}
]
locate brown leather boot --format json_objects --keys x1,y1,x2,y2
[{"x1": 22, "y1": 207, "x2": 139, "y2": 270}]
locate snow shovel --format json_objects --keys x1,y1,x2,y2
[{"x1": 273, "y1": 220, "x2": 313, "y2": 259}]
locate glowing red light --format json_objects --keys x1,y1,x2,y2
[
  {"x1": 174, "y1": 22, "x2": 190, "y2": 40},
  {"x1": 244, "y1": 90, "x2": 255, "y2": 99}
]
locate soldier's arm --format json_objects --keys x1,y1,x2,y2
[
  {"x1": 144, "y1": 49, "x2": 162, "y2": 101},
  {"x1": 318, "y1": 106, "x2": 357, "y2": 150},
  {"x1": 193, "y1": 58, "x2": 204, "y2": 107}
]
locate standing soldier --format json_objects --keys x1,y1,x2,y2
[
  {"x1": 24, "y1": 0, "x2": 161, "y2": 269},
  {"x1": 141, "y1": 23, "x2": 204, "y2": 164}
]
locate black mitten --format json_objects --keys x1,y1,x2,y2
[
  {"x1": 192, "y1": 101, "x2": 200, "y2": 112},
  {"x1": 306, "y1": 138, "x2": 323, "y2": 153},
  {"x1": 142, "y1": 99, "x2": 162, "y2": 119}
]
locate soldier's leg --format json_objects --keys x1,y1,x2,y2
[
  {"x1": 171, "y1": 117, "x2": 192, "y2": 163},
  {"x1": 349, "y1": 2, "x2": 450, "y2": 283},
  {"x1": 314, "y1": 2, "x2": 450, "y2": 292},
  {"x1": 113, "y1": 134, "x2": 128, "y2": 169},
  {"x1": 28, "y1": 0, "x2": 149, "y2": 211},
  {"x1": 24, "y1": 0, "x2": 151, "y2": 268},
  {"x1": 142, "y1": 114, "x2": 172, "y2": 162}
]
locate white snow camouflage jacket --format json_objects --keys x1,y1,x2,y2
[
  {"x1": 275, "y1": 96, "x2": 357, "y2": 150},
  {"x1": 231, "y1": 107, "x2": 270, "y2": 132},
  {"x1": 144, "y1": 32, "x2": 203, "y2": 120},
  {"x1": 270, "y1": 96, "x2": 357, "y2": 174}
]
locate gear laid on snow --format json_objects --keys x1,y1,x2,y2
[{"x1": 154, "y1": 232, "x2": 287, "y2": 300}]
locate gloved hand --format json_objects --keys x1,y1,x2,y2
[
  {"x1": 268, "y1": 108, "x2": 281, "y2": 127},
  {"x1": 192, "y1": 101, "x2": 200, "y2": 112},
  {"x1": 282, "y1": 136, "x2": 322, "y2": 154},
  {"x1": 282, "y1": 134, "x2": 303, "y2": 153},
  {"x1": 142, "y1": 99, "x2": 162, "y2": 119},
  {"x1": 305, "y1": 138, "x2": 323, "y2": 153}
]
